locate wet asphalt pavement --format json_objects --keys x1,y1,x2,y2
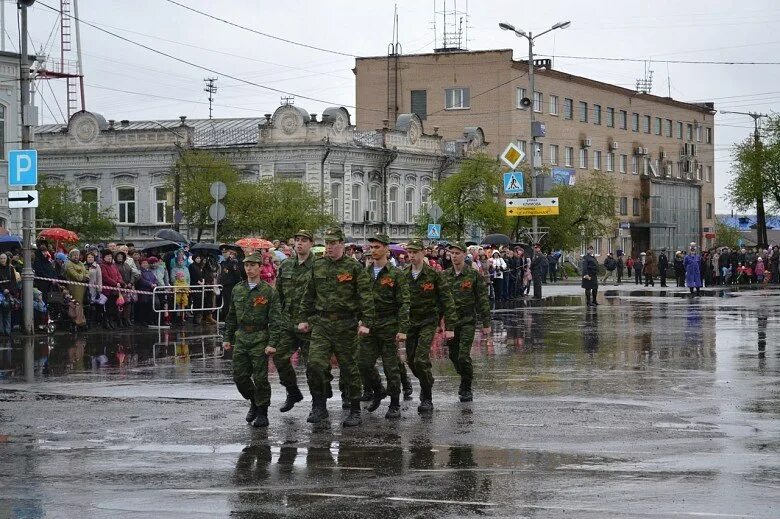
[{"x1": 1, "y1": 286, "x2": 778, "y2": 518}]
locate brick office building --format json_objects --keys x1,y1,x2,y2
[{"x1": 355, "y1": 49, "x2": 717, "y2": 254}]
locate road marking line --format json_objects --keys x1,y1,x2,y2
[{"x1": 387, "y1": 497, "x2": 498, "y2": 506}]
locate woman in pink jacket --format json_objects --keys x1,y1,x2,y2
[{"x1": 99, "y1": 250, "x2": 123, "y2": 329}]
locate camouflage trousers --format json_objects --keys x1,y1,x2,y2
[
  {"x1": 405, "y1": 322, "x2": 438, "y2": 392},
  {"x1": 274, "y1": 326, "x2": 309, "y2": 390},
  {"x1": 307, "y1": 318, "x2": 361, "y2": 401},
  {"x1": 450, "y1": 323, "x2": 475, "y2": 382},
  {"x1": 359, "y1": 324, "x2": 401, "y2": 396},
  {"x1": 232, "y1": 330, "x2": 271, "y2": 407}
]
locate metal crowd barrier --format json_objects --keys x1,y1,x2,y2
[{"x1": 151, "y1": 284, "x2": 224, "y2": 333}]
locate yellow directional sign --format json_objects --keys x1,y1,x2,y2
[{"x1": 505, "y1": 197, "x2": 560, "y2": 216}]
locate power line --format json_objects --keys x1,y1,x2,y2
[{"x1": 540, "y1": 54, "x2": 780, "y2": 66}]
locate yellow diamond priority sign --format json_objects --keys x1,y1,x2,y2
[{"x1": 500, "y1": 142, "x2": 526, "y2": 169}]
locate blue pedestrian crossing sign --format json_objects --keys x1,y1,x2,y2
[
  {"x1": 8, "y1": 149, "x2": 38, "y2": 186},
  {"x1": 427, "y1": 223, "x2": 442, "y2": 239},
  {"x1": 503, "y1": 171, "x2": 524, "y2": 194}
]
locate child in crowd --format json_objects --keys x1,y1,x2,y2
[
  {"x1": 173, "y1": 270, "x2": 189, "y2": 325},
  {"x1": 33, "y1": 288, "x2": 48, "y2": 330},
  {"x1": 755, "y1": 258, "x2": 766, "y2": 284}
]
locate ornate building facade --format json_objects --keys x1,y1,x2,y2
[{"x1": 34, "y1": 105, "x2": 485, "y2": 242}]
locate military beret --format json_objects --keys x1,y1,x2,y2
[
  {"x1": 294, "y1": 229, "x2": 314, "y2": 241},
  {"x1": 406, "y1": 239, "x2": 424, "y2": 251},
  {"x1": 368, "y1": 233, "x2": 391, "y2": 245},
  {"x1": 449, "y1": 241, "x2": 467, "y2": 252},
  {"x1": 323, "y1": 227, "x2": 345, "y2": 242},
  {"x1": 243, "y1": 252, "x2": 263, "y2": 264}
]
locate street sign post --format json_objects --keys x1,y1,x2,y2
[
  {"x1": 8, "y1": 149, "x2": 38, "y2": 186},
  {"x1": 503, "y1": 171, "x2": 524, "y2": 194},
  {"x1": 427, "y1": 223, "x2": 442, "y2": 240},
  {"x1": 209, "y1": 181, "x2": 227, "y2": 200},
  {"x1": 8, "y1": 190, "x2": 38, "y2": 209},
  {"x1": 500, "y1": 142, "x2": 525, "y2": 169},
  {"x1": 506, "y1": 197, "x2": 559, "y2": 216},
  {"x1": 209, "y1": 182, "x2": 227, "y2": 243}
]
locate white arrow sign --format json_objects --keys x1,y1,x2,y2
[
  {"x1": 8, "y1": 190, "x2": 39, "y2": 208},
  {"x1": 505, "y1": 197, "x2": 558, "y2": 207}
]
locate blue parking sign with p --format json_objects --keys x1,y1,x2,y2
[
  {"x1": 8, "y1": 149, "x2": 38, "y2": 186},
  {"x1": 427, "y1": 223, "x2": 441, "y2": 239}
]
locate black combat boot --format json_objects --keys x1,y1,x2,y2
[
  {"x1": 360, "y1": 387, "x2": 374, "y2": 402},
  {"x1": 385, "y1": 394, "x2": 401, "y2": 420},
  {"x1": 306, "y1": 397, "x2": 329, "y2": 424},
  {"x1": 342, "y1": 400, "x2": 362, "y2": 427},
  {"x1": 460, "y1": 379, "x2": 473, "y2": 402},
  {"x1": 458, "y1": 378, "x2": 465, "y2": 397},
  {"x1": 417, "y1": 387, "x2": 433, "y2": 414},
  {"x1": 279, "y1": 386, "x2": 304, "y2": 413},
  {"x1": 401, "y1": 375, "x2": 413, "y2": 401},
  {"x1": 251, "y1": 406, "x2": 269, "y2": 428},
  {"x1": 366, "y1": 385, "x2": 387, "y2": 413},
  {"x1": 245, "y1": 400, "x2": 258, "y2": 423}
]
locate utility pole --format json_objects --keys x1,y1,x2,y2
[
  {"x1": 19, "y1": 0, "x2": 36, "y2": 336},
  {"x1": 720, "y1": 110, "x2": 769, "y2": 249},
  {"x1": 204, "y1": 77, "x2": 217, "y2": 119}
]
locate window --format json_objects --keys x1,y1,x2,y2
[
  {"x1": 154, "y1": 187, "x2": 173, "y2": 224},
  {"x1": 518, "y1": 140, "x2": 527, "y2": 155},
  {"x1": 405, "y1": 187, "x2": 415, "y2": 223},
  {"x1": 606, "y1": 152, "x2": 614, "y2": 172},
  {"x1": 80, "y1": 188, "x2": 98, "y2": 214},
  {"x1": 620, "y1": 154, "x2": 627, "y2": 174},
  {"x1": 606, "y1": 107, "x2": 615, "y2": 127},
  {"x1": 445, "y1": 87, "x2": 470, "y2": 109},
  {"x1": 388, "y1": 186, "x2": 398, "y2": 223},
  {"x1": 665, "y1": 119, "x2": 673, "y2": 137},
  {"x1": 619, "y1": 197, "x2": 628, "y2": 215},
  {"x1": 593, "y1": 104, "x2": 602, "y2": 125},
  {"x1": 695, "y1": 125, "x2": 702, "y2": 142},
  {"x1": 549, "y1": 144, "x2": 559, "y2": 165},
  {"x1": 593, "y1": 150, "x2": 602, "y2": 170},
  {"x1": 677, "y1": 121, "x2": 683, "y2": 139},
  {"x1": 654, "y1": 117, "x2": 662, "y2": 135},
  {"x1": 549, "y1": 95, "x2": 558, "y2": 115},
  {"x1": 516, "y1": 87, "x2": 527, "y2": 109},
  {"x1": 593, "y1": 239, "x2": 602, "y2": 256},
  {"x1": 579, "y1": 101, "x2": 588, "y2": 122},
  {"x1": 533, "y1": 142, "x2": 543, "y2": 165},
  {"x1": 706, "y1": 202, "x2": 712, "y2": 219},
  {"x1": 643, "y1": 115, "x2": 651, "y2": 133},
  {"x1": 117, "y1": 187, "x2": 136, "y2": 224},
  {"x1": 706, "y1": 165, "x2": 713, "y2": 182},
  {"x1": 706, "y1": 127, "x2": 712, "y2": 144},
  {"x1": 331, "y1": 182, "x2": 343, "y2": 219},
  {"x1": 351, "y1": 183, "x2": 362, "y2": 221},
  {"x1": 564, "y1": 98, "x2": 573, "y2": 119},
  {"x1": 631, "y1": 156, "x2": 638, "y2": 174},
  {"x1": 632, "y1": 113, "x2": 639, "y2": 132},
  {"x1": 420, "y1": 187, "x2": 431, "y2": 215},
  {"x1": 632, "y1": 197, "x2": 640, "y2": 216},
  {"x1": 686, "y1": 123, "x2": 693, "y2": 140},
  {"x1": 579, "y1": 148, "x2": 588, "y2": 169},
  {"x1": 533, "y1": 91, "x2": 543, "y2": 112},
  {"x1": 619, "y1": 110, "x2": 628, "y2": 130},
  {"x1": 0, "y1": 105, "x2": 5, "y2": 158},
  {"x1": 564, "y1": 146, "x2": 574, "y2": 167},
  {"x1": 411, "y1": 90, "x2": 427, "y2": 120},
  {"x1": 369, "y1": 184, "x2": 380, "y2": 221}
]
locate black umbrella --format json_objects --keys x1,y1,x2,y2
[
  {"x1": 154, "y1": 228, "x2": 188, "y2": 244},
  {"x1": 190, "y1": 242, "x2": 222, "y2": 256},
  {"x1": 0, "y1": 235, "x2": 22, "y2": 252},
  {"x1": 141, "y1": 239, "x2": 180, "y2": 254},
  {"x1": 219, "y1": 243, "x2": 243, "y2": 255},
  {"x1": 481, "y1": 233, "x2": 511, "y2": 246}
]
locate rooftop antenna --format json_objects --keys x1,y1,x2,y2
[
  {"x1": 387, "y1": 4, "x2": 402, "y2": 122},
  {"x1": 204, "y1": 77, "x2": 218, "y2": 119},
  {"x1": 635, "y1": 61, "x2": 654, "y2": 94},
  {"x1": 433, "y1": 0, "x2": 468, "y2": 53},
  {"x1": 281, "y1": 96, "x2": 295, "y2": 106}
]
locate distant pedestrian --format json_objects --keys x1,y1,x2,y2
[
  {"x1": 581, "y1": 245, "x2": 599, "y2": 307},
  {"x1": 530, "y1": 244, "x2": 546, "y2": 299},
  {"x1": 684, "y1": 243, "x2": 703, "y2": 296},
  {"x1": 634, "y1": 253, "x2": 645, "y2": 285},
  {"x1": 658, "y1": 249, "x2": 669, "y2": 287},
  {"x1": 643, "y1": 250, "x2": 657, "y2": 287},
  {"x1": 602, "y1": 252, "x2": 617, "y2": 284},
  {"x1": 615, "y1": 250, "x2": 624, "y2": 285}
]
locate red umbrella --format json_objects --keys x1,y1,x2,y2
[
  {"x1": 38, "y1": 228, "x2": 79, "y2": 243},
  {"x1": 235, "y1": 237, "x2": 273, "y2": 251}
]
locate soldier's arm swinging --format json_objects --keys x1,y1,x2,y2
[
  {"x1": 265, "y1": 286, "x2": 283, "y2": 356},
  {"x1": 222, "y1": 288, "x2": 238, "y2": 350},
  {"x1": 355, "y1": 264, "x2": 375, "y2": 336},
  {"x1": 395, "y1": 270, "x2": 410, "y2": 343},
  {"x1": 297, "y1": 269, "x2": 315, "y2": 333}
]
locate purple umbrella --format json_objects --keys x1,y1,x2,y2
[{"x1": 389, "y1": 244, "x2": 407, "y2": 254}]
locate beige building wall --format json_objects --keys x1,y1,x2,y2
[{"x1": 355, "y1": 49, "x2": 716, "y2": 254}]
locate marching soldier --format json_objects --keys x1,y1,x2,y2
[
  {"x1": 298, "y1": 227, "x2": 375, "y2": 427},
  {"x1": 222, "y1": 253, "x2": 282, "y2": 428},
  {"x1": 274, "y1": 230, "x2": 315, "y2": 413},
  {"x1": 442, "y1": 242, "x2": 491, "y2": 402},
  {"x1": 358, "y1": 233, "x2": 410, "y2": 419},
  {"x1": 404, "y1": 239, "x2": 457, "y2": 413}
]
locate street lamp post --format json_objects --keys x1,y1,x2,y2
[{"x1": 499, "y1": 20, "x2": 571, "y2": 243}]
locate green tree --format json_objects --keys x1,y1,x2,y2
[
  {"x1": 174, "y1": 149, "x2": 240, "y2": 241},
  {"x1": 540, "y1": 171, "x2": 617, "y2": 252},
  {"x1": 37, "y1": 179, "x2": 116, "y2": 243},
  {"x1": 420, "y1": 153, "x2": 506, "y2": 241},
  {"x1": 714, "y1": 218, "x2": 742, "y2": 249},
  {"x1": 221, "y1": 179, "x2": 335, "y2": 240}
]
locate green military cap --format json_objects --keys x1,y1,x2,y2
[
  {"x1": 243, "y1": 252, "x2": 263, "y2": 264},
  {"x1": 449, "y1": 241, "x2": 467, "y2": 252},
  {"x1": 294, "y1": 229, "x2": 314, "y2": 241},
  {"x1": 323, "y1": 226, "x2": 345, "y2": 242},
  {"x1": 406, "y1": 239, "x2": 424, "y2": 251},
  {"x1": 368, "y1": 232, "x2": 391, "y2": 245}
]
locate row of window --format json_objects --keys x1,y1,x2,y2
[
  {"x1": 616, "y1": 199, "x2": 713, "y2": 219},
  {"x1": 79, "y1": 186, "x2": 173, "y2": 225},
  {"x1": 330, "y1": 182, "x2": 431, "y2": 224},
  {"x1": 517, "y1": 141, "x2": 713, "y2": 182}
]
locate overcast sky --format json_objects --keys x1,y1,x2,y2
[{"x1": 9, "y1": 0, "x2": 780, "y2": 212}]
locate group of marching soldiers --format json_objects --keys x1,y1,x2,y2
[{"x1": 222, "y1": 228, "x2": 491, "y2": 428}]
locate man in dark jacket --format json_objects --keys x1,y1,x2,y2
[
  {"x1": 658, "y1": 249, "x2": 669, "y2": 287},
  {"x1": 582, "y1": 245, "x2": 599, "y2": 307},
  {"x1": 602, "y1": 252, "x2": 617, "y2": 284},
  {"x1": 615, "y1": 250, "x2": 624, "y2": 285},
  {"x1": 530, "y1": 244, "x2": 547, "y2": 299}
]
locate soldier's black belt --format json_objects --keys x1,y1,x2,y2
[
  {"x1": 318, "y1": 311, "x2": 355, "y2": 321},
  {"x1": 238, "y1": 324, "x2": 266, "y2": 333}
]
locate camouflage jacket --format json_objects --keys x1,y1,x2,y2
[
  {"x1": 224, "y1": 280, "x2": 282, "y2": 345},
  {"x1": 367, "y1": 262, "x2": 410, "y2": 334},
  {"x1": 277, "y1": 254, "x2": 314, "y2": 331},
  {"x1": 300, "y1": 255, "x2": 376, "y2": 328},
  {"x1": 406, "y1": 262, "x2": 457, "y2": 330},
  {"x1": 443, "y1": 266, "x2": 491, "y2": 328}
]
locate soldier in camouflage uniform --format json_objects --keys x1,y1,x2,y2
[
  {"x1": 298, "y1": 227, "x2": 375, "y2": 427},
  {"x1": 274, "y1": 230, "x2": 315, "y2": 413},
  {"x1": 358, "y1": 233, "x2": 410, "y2": 419},
  {"x1": 404, "y1": 239, "x2": 457, "y2": 413},
  {"x1": 442, "y1": 242, "x2": 491, "y2": 402},
  {"x1": 222, "y1": 253, "x2": 282, "y2": 428}
]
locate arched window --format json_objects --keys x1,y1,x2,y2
[
  {"x1": 153, "y1": 186, "x2": 173, "y2": 224},
  {"x1": 369, "y1": 184, "x2": 380, "y2": 221},
  {"x1": 405, "y1": 186, "x2": 415, "y2": 223},
  {"x1": 388, "y1": 186, "x2": 398, "y2": 223},
  {"x1": 330, "y1": 182, "x2": 343, "y2": 220},
  {"x1": 351, "y1": 183, "x2": 362, "y2": 222},
  {"x1": 116, "y1": 187, "x2": 136, "y2": 224},
  {"x1": 420, "y1": 187, "x2": 431, "y2": 216}
]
